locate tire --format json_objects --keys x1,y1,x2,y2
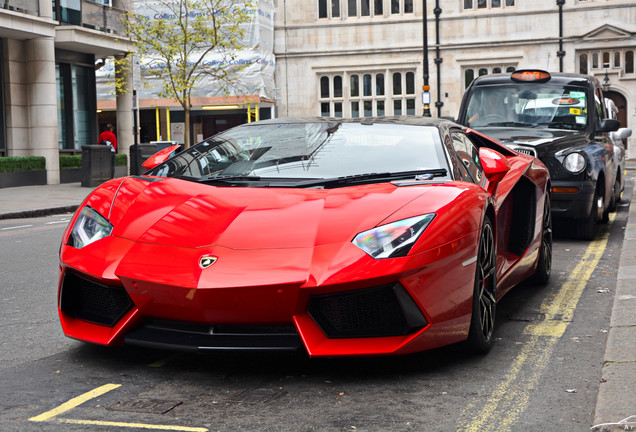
[
  {"x1": 467, "y1": 216, "x2": 497, "y2": 354},
  {"x1": 532, "y1": 196, "x2": 552, "y2": 285},
  {"x1": 609, "y1": 177, "x2": 620, "y2": 212},
  {"x1": 576, "y1": 188, "x2": 600, "y2": 240}
]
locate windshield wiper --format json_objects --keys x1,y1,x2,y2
[
  {"x1": 485, "y1": 121, "x2": 532, "y2": 127},
  {"x1": 199, "y1": 174, "x2": 263, "y2": 185},
  {"x1": 292, "y1": 169, "x2": 448, "y2": 189}
]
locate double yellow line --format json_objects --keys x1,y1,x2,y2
[{"x1": 459, "y1": 214, "x2": 613, "y2": 431}]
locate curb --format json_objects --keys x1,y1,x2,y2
[{"x1": 0, "y1": 205, "x2": 79, "y2": 220}]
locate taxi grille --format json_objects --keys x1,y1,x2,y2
[{"x1": 509, "y1": 145, "x2": 537, "y2": 157}]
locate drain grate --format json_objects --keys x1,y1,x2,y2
[{"x1": 108, "y1": 399, "x2": 183, "y2": 414}]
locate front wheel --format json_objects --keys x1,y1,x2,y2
[
  {"x1": 467, "y1": 216, "x2": 497, "y2": 354},
  {"x1": 532, "y1": 196, "x2": 552, "y2": 285}
]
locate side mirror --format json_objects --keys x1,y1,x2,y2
[
  {"x1": 615, "y1": 128, "x2": 632, "y2": 140},
  {"x1": 598, "y1": 118, "x2": 620, "y2": 133},
  {"x1": 479, "y1": 147, "x2": 511, "y2": 194},
  {"x1": 142, "y1": 144, "x2": 182, "y2": 170}
]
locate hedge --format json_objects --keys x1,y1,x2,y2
[
  {"x1": 0, "y1": 156, "x2": 46, "y2": 173},
  {"x1": 59, "y1": 154, "x2": 128, "y2": 168},
  {"x1": 115, "y1": 154, "x2": 127, "y2": 166},
  {"x1": 0, "y1": 154, "x2": 128, "y2": 173},
  {"x1": 59, "y1": 155, "x2": 82, "y2": 169}
]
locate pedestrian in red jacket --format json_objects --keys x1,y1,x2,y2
[{"x1": 98, "y1": 123, "x2": 117, "y2": 152}]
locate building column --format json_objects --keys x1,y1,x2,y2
[
  {"x1": 115, "y1": 54, "x2": 133, "y2": 171},
  {"x1": 27, "y1": 37, "x2": 59, "y2": 184}
]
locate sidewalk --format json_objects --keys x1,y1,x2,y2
[
  {"x1": 1, "y1": 172, "x2": 635, "y2": 430},
  {"x1": 0, "y1": 182, "x2": 92, "y2": 220}
]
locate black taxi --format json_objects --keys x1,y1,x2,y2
[{"x1": 457, "y1": 70, "x2": 621, "y2": 240}]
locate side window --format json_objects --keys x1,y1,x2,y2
[
  {"x1": 450, "y1": 132, "x2": 484, "y2": 186},
  {"x1": 594, "y1": 88, "x2": 605, "y2": 124}
]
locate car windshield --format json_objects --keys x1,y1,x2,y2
[
  {"x1": 463, "y1": 84, "x2": 589, "y2": 130},
  {"x1": 147, "y1": 121, "x2": 451, "y2": 185}
]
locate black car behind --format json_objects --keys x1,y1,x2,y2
[{"x1": 457, "y1": 70, "x2": 621, "y2": 240}]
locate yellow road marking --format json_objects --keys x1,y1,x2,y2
[
  {"x1": 58, "y1": 418, "x2": 208, "y2": 431},
  {"x1": 29, "y1": 383, "x2": 121, "y2": 422},
  {"x1": 459, "y1": 214, "x2": 613, "y2": 432},
  {"x1": 29, "y1": 383, "x2": 208, "y2": 431}
]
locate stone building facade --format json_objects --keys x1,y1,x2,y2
[
  {"x1": 274, "y1": 0, "x2": 635, "y2": 147},
  {"x1": 0, "y1": 0, "x2": 133, "y2": 184}
]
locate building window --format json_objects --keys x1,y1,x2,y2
[
  {"x1": 464, "y1": 0, "x2": 514, "y2": 10},
  {"x1": 347, "y1": 0, "x2": 383, "y2": 17},
  {"x1": 319, "y1": 70, "x2": 416, "y2": 118},
  {"x1": 319, "y1": 0, "x2": 340, "y2": 19},
  {"x1": 391, "y1": 0, "x2": 413, "y2": 14},
  {"x1": 57, "y1": 62, "x2": 97, "y2": 150},
  {"x1": 462, "y1": 65, "x2": 516, "y2": 88},
  {"x1": 579, "y1": 54, "x2": 588, "y2": 75},
  {"x1": 626, "y1": 51, "x2": 634, "y2": 74},
  {"x1": 579, "y1": 49, "x2": 635, "y2": 75}
]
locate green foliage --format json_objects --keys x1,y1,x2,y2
[
  {"x1": 123, "y1": 0, "x2": 255, "y2": 148},
  {"x1": 115, "y1": 154, "x2": 128, "y2": 166},
  {"x1": 59, "y1": 154, "x2": 128, "y2": 168},
  {"x1": 0, "y1": 156, "x2": 46, "y2": 173},
  {"x1": 59, "y1": 155, "x2": 82, "y2": 169}
]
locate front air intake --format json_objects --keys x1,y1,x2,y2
[
  {"x1": 308, "y1": 284, "x2": 427, "y2": 338},
  {"x1": 60, "y1": 271, "x2": 133, "y2": 327}
]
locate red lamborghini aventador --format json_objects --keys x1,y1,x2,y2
[{"x1": 58, "y1": 117, "x2": 551, "y2": 357}]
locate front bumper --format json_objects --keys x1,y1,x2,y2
[
  {"x1": 58, "y1": 233, "x2": 478, "y2": 357},
  {"x1": 550, "y1": 179, "x2": 596, "y2": 219}
]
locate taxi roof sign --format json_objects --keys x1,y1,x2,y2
[{"x1": 511, "y1": 70, "x2": 551, "y2": 83}]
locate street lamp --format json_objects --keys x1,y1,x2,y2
[
  {"x1": 603, "y1": 70, "x2": 611, "y2": 92},
  {"x1": 422, "y1": 0, "x2": 431, "y2": 117},
  {"x1": 556, "y1": 0, "x2": 565, "y2": 73}
]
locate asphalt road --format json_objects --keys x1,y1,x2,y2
[{"x1": 0, "y1": 192, "x2": 628, "y2": 431}]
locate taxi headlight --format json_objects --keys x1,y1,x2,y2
[{"x1": 563, "y1": 152, "x2": 586, "y2": 174}]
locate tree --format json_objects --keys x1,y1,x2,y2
[{"x1": 124, "y1": 0, "x2": 254, "y2": 148}]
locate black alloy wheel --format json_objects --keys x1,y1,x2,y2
[
  {"x1": 532, "y1": 196, "x2": 552, "y2": 285},
  {"x1": 467, "y1": 216, "x2": 497, "y2": 354}
]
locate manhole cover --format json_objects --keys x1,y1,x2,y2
[{"x1": 108, "y1": 399, "x2": 182, "y2": 414}]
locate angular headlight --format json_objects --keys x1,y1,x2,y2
[
  {"x1": 353, "y1": 214, "x2": 436, "y2": 259},
  {"x1": 68, "y1": 207, "x2": 113, "y2": 249},
  {"x1": 563, "y1": 152, "x2": 586, "y2": 174}
]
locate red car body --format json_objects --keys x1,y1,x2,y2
[{"x1": 58, "y1": 118, "x2": 551, "y2": 357}]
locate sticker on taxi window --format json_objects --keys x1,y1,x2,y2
[{"x1": 570, "y1": 108, "x2": 582, "y2": 115}]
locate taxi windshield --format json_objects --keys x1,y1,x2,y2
[{"x1": 463, "y1": 84, "x2": 589, "y2": 131}]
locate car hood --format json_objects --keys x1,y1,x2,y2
[
  {"x1": 475, "y1": 127, "x2": 582, "y2": 148},
  {"x1": 86, "y1": 176, "x2": 460, "y2": 250}
]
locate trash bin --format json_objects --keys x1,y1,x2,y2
[
  {"x1": 129, "y1": 143, "x2": 158, "y2": 176},
  {"x1": 81, "y1": 145, "x2": 113, "y2": 187}
]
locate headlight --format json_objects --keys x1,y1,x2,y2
[
  {"x1": 68, "y1": 207, "x2": 113, "y2": 249},
  {"x1": 352, "y1": 214, "x2": 435, "y2": 259},
  {"x1": 563, "y1": 152, "x2": 586, "y2": 174}
]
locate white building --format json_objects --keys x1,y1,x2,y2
[
  {"x1": 0, "y1": 0, "x2": 134, "y2": 184},
  {"x1": 274, "y1": 0, "x2": 635, "y2": 147}
]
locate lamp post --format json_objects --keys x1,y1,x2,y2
[
  {"x1": 422, "y1": 0, "x2": 431, "y2": 117},
  {"x1": 556, "y1": 0, "x2": 565, "y2": 72},
  {"x1": 603, "y1": 70, "x2": 611, "y2": 92}
]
